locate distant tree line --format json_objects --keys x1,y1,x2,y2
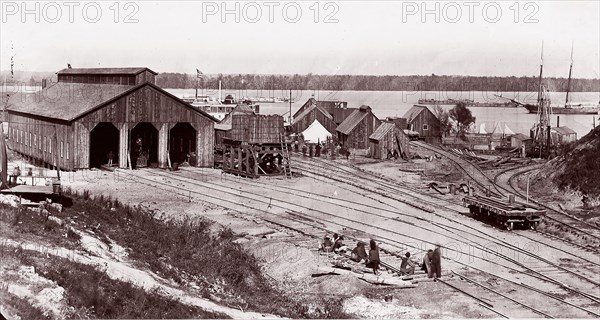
[{"x1": 155, "y1": 73, "x2": 600, "y2": 92}]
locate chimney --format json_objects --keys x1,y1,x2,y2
[
  {"x1": 556, "y1": 116, "x2": 560, "y2": 128},
  {"x1": 41, "y1": 79, "x2": 47, "y2": 89},
  {"x1": 508, "y1": 194, "x2": 515, "y2": 204}
]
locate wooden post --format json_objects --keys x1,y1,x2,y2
[
  {"x1": 526, "y1": 175, "x2": 530, "y2": 204},
  {"x1": 119, "y1": 123, "x2": 129, "y2": 169},
  {"x1": 158, "y1": 123, "x2": 169, "y2": 169}
]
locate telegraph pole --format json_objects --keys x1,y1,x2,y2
[{"x1": 289, "y1": 89, "x2": 292, "y2": 124}]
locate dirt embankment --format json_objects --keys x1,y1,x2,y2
[
  {"x1": 545, "y1": 126, "x2": 600, "y2": 197},
  {"x1": 530, "y1": 126, "x2": 600, "y2": 210}
]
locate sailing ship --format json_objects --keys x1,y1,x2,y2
[{"x1": 515, "y1": 44, "x2": 599, "y2": 115}]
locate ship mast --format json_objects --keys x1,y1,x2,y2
[
  {"x1": 537, "y1": 41, "x2": 544, "y2": 105},
  {"x1": 533, "y1": 41, "x2": 552, "y2": 154},
  {"x1": 565, "y1": 41, "x2": 573, "y2": 107}
]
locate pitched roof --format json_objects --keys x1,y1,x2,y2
[
  {"x1": 7, "y1": 82, "x2": 215, "y2": 122},
  {"x1": 402, "y1": 105, "x2": 428, "y2": 122},
  {"x1": 552, "y1": 126, "x2": 577, "y2": 135},
  {"x1": 56, "y1": 67, "x2": 158, "y2": 75},
  {"x1": 336, "y1": 109, "x2": 368, "y2": 135},
  {"x1": 369, "y1": 122, "x2": 395, "y2": 141},
  {"x1": 292, "y1": 102, "x2": 333, "y2": 125},
  {"x1": 220, "y1": 104, "x2": 256, "y2": 125}
]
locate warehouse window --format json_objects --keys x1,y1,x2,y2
[
  {"x1": 49, "y1": 139, "x2": 52, "y2": 154},
  {"x1": 15, "y1": 130, "x2": 18, "y2": 143},
  {"x1": 29, "y1": 133, "x2": 32, "y2": 146},
  {"x1": 43, "y1": 137, "x2": 46, "y2": 152},
  {"x1": 60, "y1": 141, "x2": 64, "y2": 158},
  {"x1": 66, "y1": 143, "x2": 70, "y2": 160},
  {"x1": 423, "y1": 124, "x2": 429, "y2": 131}
]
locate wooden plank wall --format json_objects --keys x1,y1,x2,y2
[
  {"x1": 77, "y1": 85, "x2": 214, "y2": 168},
  {"x1": 346, "y1": 112, "x2": 381, "y2": 149},
  {"x1": 410, "y1": 109, "x2": 440, "y2": 138},
  {"x1": 8, "y1": 85, "x2": 215, "y2": 170},
  {"x1": 135, "y1": 71, "x2": 156, "y2": 85},
  {"x1": 228, "y1": 114, "x2": 284, "y2": 144},
  {"x1": 369, "y1": 126, "x2": 410, "y2": 159},
  {"x1": 7, "y1": 113, "x2": 74, "y2": 170}
]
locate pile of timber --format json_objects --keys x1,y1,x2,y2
[
  {"x1": 312, "y1": 265, "x2": 417, "y2": 288},
  {"x1": 478, "y1": 156, "x2": 533, "y2": 168},
  {"x1": 450, "y1": 149, "x2": 486, "y2": 162}
]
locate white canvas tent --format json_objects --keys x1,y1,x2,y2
[
  {"x1": 302, "y1": 120, "x2": 332, "y2": 144},
  {"x1": 478, "y1": 121, "x2": 515, "y2": 137}
]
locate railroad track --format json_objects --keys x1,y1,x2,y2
[
  {"x1": 494, "y1": 165, "x2": 600, "y2": 243},
  {"x1": 407, "y1": 141, "x2": 600, "y2": 249},
  {"x1": 185, "y1": 166, "x2": 600, "y2": 271},
  {"x1": 137, "y1": 166, "x2": 600, "y2": 314},
  {"x1": 410, "y1": 141, "x2": 505, "y2": 197},
  {"x1": 289, "y1": 156, "x2": 600, "y2": 271},
  {"x1": 102, "y1": 167, "x2": 600, "y2": 317},
  {"x1": 291, "y1": 156, "x2": 600, "y2": 259}
]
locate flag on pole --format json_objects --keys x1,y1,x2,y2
[{"x1": 196, "y1": 69, "x2": 203, "y2": 78}]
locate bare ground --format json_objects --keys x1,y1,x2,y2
[{"x1": 2, "y1": 148, "x2": 600, "y2": 318}]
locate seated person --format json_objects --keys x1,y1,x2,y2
[
  {"x1": 333, "y1": 235, "x2": 348, "y2": 253},
  {"x1": 319, "y1": 235, "x2": 334, "y2": 253},
  {"x1": 400, "y1": 252, "x2": 416, "y2": 275},
  {"x1": 350, "y1": 241, "x2": 368, "y2": 262}
]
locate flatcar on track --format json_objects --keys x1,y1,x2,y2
[{"x1": 463, "y1": 195, "x2": 546, "y2": 230}]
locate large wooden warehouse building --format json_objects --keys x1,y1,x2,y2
[{"x1": 7, "y1": 67, "x2": 216, "y2": 170}]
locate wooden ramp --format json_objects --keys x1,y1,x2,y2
[{"x1": 1, "y1": 184, "x2": 54, "y2": 195}]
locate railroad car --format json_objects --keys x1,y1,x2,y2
[{"x1": 462, "y1": 195, "x2": 546, "y2": 230}]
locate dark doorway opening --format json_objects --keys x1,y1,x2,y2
[
  {"x1": 89, "y1": 122, "x2": 119, "y2": 168},
  {"x1": 131, "y1": 122, "x2": 158, "y2": 168},
  {"x1": 169, "y1": 123, "x2": 197, "y2": 166}
]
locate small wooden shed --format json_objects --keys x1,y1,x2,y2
[
  {"x1": 336, "y1": 105, "x2": 381, "y2": 149},
  {"x1": 369, "y1": 122, "x2": 410, "y2": 159},
  {"x1": 551, "y1": 126, "x2": 577, "y2": 145},
  {"x1": 402, "y1": 105, "x2": 441, "y2": 140},
  {"x1": 510, "y1": 133, "x2": 532, "y2": 149}
]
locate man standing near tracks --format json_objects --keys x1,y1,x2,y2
[{"x1": 431, "y1": 244, "x2": 442, "y2": 278}]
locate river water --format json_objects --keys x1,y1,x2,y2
[{"x1": 167, "y1": 88, "x2": 600, "y2": 139}]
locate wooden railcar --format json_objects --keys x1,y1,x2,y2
[{"x1": 463, "y1": 195, "x2": 545, "y2": 230}]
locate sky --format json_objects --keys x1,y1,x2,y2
[{"x1": 1, "y1": 0, "x2": 599, "y2": 78}]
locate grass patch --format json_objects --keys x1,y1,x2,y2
[
  {"x1": 51, "y1": 190, "x2": 348, "y2": 318},
  {"x1": 0, "y1": 294, "x2": 50, "y2": 320},
  {"x1": 0, "y1": 203, "x2": 78, "y2": 249},
  {"x1": 1, "y1": 188, "x2": 351, "y2": 318},
  {"x1": 8, "y1": 250, "x2": 225, "y2": 319}
]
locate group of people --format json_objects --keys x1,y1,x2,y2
[
  {"x1": 319, "y1": 233, "x2": 348, "y2": 253},
  {"x1": 321, "y1": 235, "x2": 382, "y2": 275},
  {"x1": 320, "y1": 234, "x2": 443, "y2": 278},
  {"x1": 350, "y1": 239, "x2": 381, "y2": 275},
  {"x1": 395, "y1": 245, "x2": 442, "y2": 278}
]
